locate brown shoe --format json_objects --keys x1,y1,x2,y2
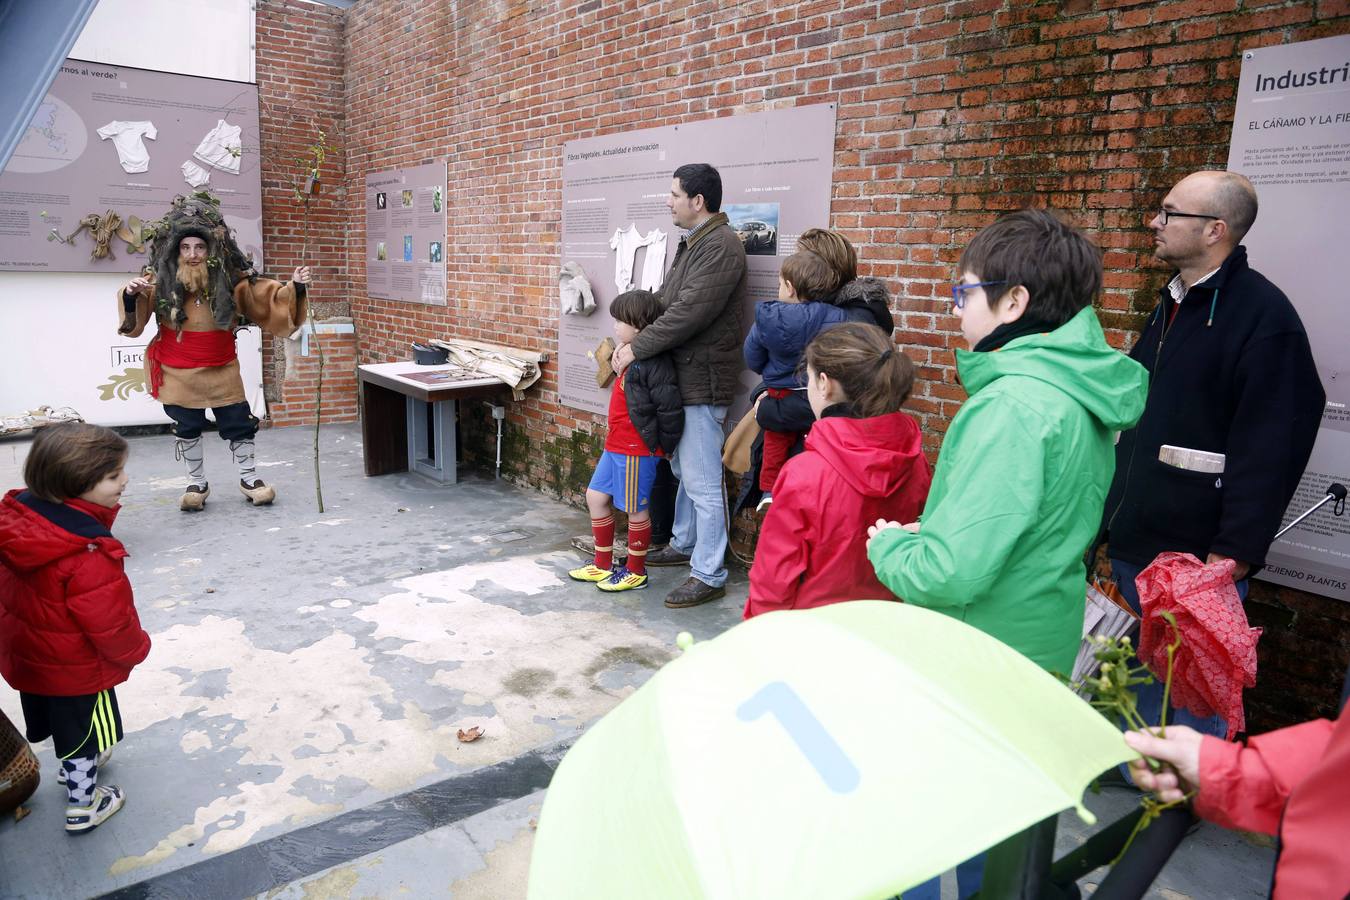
[
  {"x1": 664, "y1": 577, "x2": 726, "y2": 609},
  {"x1": 646, "y1": 545, "x2": 692, "y2": 567},
  {"x1": 239, "y1": 479, "x2": 276, "y2": 506},
  {"x1": 180, "y1": 484, "x2": 209, "y2": 512}
]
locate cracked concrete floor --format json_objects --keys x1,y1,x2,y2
[{"x1": 0, "y1": 423, "x2": 745, "y2": 898}]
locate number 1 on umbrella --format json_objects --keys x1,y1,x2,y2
[{"x1": 737, "y1": 681, "x2": 860, "y2": 794}]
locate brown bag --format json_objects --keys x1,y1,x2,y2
[
  {"x1": 0, "y1": 707, "x2": 40, "y2": 815},
  {"x1": 722, "y1": 407, "x2": 761, "y2": 475},
  {"x1": 590, "y1": 337, "x2": 616, "y2": 389}
]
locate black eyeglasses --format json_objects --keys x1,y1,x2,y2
[
  {"x1": 950, "y1": 281, "x2": 1005, "y2": 311},
  {"x1": 1155, "y1": 208, "x2": 1220, "y2": 226}
]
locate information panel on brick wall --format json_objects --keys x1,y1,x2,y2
[
  {"x1": 365, "y1": 161, "x2": 447, "y2": 304},
  {"x1": 0, "y1": 59, "x2": 263, "y2": 273},
  {"x1": 559, "y1": 104, "x2": 837, "y2": 415},
  {"x1": 1230, "y1": 34, "x2": 1350, "y2": 602}
]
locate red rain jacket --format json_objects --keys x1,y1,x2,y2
[
  {"x1": 1196, "y1": 694, "x2": 1350, "y2": 899},
  {"x1": 745, "y1": 410, "x2": 931, "y2": 618},
  {"x1": 0, "y1": 489, "x2": 150, "y2": 696}
]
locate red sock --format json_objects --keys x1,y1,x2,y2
[
  {"x1": 592, "y1": 515, "x2": 615, "y2": 570},
  {"x1": 626, "y1": 518, "x2": 651, "y2": 575}
]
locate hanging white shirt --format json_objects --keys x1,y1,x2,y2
[
  {"x1": 193, "y1": 119, "x2": 242, "y2": 174},
  {"x1": 96, "y1": 120, "x2": 156, "y2": 173},
  {"x1": 638, "y1": 228, "x2": 668, "y2": 290},
  {"x1": 609, "y1": 224, "x2": 644, "y2": 292},
  {"x1": 181, "y1": 160, "x2": 212, "y2": 188}
]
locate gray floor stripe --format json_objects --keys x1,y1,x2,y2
[{"x1": 97, "y1": 740, "x2": 571, "y2": 900}]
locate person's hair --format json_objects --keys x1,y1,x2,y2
[
  {"x1": 797, "y1": 228, "x2": 857, "y2": 285},
  {"x1": 610, "y1": 288, "x2": 663, "y2": 330},
  {"x1": 672, "y1": 163, "x2": 722, "y2": 213},
  {"x1": 1206, "y1": 171, "x2": 1259, "y2": 243},
  {"x1": 779, "y1": 250, "x2": 839, "y2": 302},
  {"x1": 958, "y1": 208, "x2": 1101, "y2": 327},
  {"x1": 805, "y1": 322, "x2": 914, "y2": 418},
  {"x1": 23, "y1": 422, "x2": 128, "y2": 503}
]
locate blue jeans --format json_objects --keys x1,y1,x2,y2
[
  {"x1": 1110, "y1": 557, "x2": 1246, "y2": 738},
  {"x1": 900, "y1": 853, "x2": 987, "y2": 900},
  {"x1": 670, "y1": 404, "x2": 728, "y2": 587}
]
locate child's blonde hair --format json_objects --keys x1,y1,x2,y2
[
  {"x1": 24, "y1": 422, "x2": 128, "y2": 502},
  {"x1": 805, "y1": 322, "x2": 915, "y2": 418}
]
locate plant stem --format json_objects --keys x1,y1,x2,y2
[{"x1": 303, "y1": 191, "x2": 325, "y2": 514}]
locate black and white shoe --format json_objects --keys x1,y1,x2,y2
[{"x1": 65, "y1": 784, "x2": 125, "y2": 834}]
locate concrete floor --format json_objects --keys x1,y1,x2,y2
[{"x1": 0, "y1": 423, "x2": 1273, "y2": 899}]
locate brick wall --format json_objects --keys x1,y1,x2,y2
[
  {"x1": 258, "y1": 0, "x2": 1350, "y2": 729},
  {"x1": 256, "y1": 0, "x2": 351, "y2": 416},
  {"x1": 268, "y1": 326, "x2": 359, "y2": 427}
]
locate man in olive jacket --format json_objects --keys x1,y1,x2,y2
[{"x1": 612, "y1": 164, "x2": 747, "y2": 608}]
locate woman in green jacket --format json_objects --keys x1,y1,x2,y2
[{"x1": 868, "y1": 209, "x2": 1148, "y2": 676}]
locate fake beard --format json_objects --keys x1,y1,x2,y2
[{"x1": 176, "y1": 258, "x2": 210, "y2": 295}]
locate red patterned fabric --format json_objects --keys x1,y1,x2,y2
[{"x1": 1136, "y1": 551, "x2": 1261, "y2": 738}]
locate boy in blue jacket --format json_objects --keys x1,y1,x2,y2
[{"x1": 744, "y1": 250, "x2": 845, "y2": 507}]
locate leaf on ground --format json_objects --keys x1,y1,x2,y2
[{"x1": 457, "y1": 725, "x2": 484, "y2": 743}]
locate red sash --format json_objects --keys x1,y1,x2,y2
[{"x1": 145, "y1": 329, "x2": 237, "y2": 398}]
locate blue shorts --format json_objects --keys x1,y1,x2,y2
[{"x1": 588, "y1": 451, "x2": 659, "y2": 513}]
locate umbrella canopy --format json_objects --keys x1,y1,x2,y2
[
  {"x1": 1137, "y1": 552, "x2": 1261, "y2": 739},
  {"x1": 528, "y1": 601, "x2": 1133, "y2": 899}
]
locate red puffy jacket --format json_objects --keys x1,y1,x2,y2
[
  {"x1": 1196, "y1": 675, "x2": 1350, "y2": 899},
  {"x1": 745, "y1": 410, "x2": 931, "y2": 618},
  {"x1": 0, "y1": 489, "x2": 150, "y2": 696}
]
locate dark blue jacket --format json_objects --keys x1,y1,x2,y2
[
  {"x1": 624, "y1": 353, "x2": 684, "y2": 457},
  {"x1": 743, "y1": 300, "x2": 846, "y2": 388},
  {"x1": 1102, "y1": 246, "x2": 1324, "y2": 570}
]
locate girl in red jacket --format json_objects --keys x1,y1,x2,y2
[
  {"x1": 745, "y1": 323, "x2": 931, "y2": 618},
  {"x1": 0, "y1": 423, "x2": 151, "y2": 833}
]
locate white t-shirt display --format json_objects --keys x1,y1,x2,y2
[
  {"x1": 181, "y1": 160, "x2": 212, "y2": 188},
  {"x1": 608, "y1": 224, "x2": 644, "y2": 292},
  {"x1": 193, "y1": 119, "x2": 242, "y2": 174},
  {"x1": 638, "y1": 228, "x2": 668, "y2": 291},
  {"x1": 96, "y1": 120, "x2": 157, "y2": 173}
]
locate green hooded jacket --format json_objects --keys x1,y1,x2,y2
[{"x1": 868, "y1": 307, "x2": 1148, "y2": 673}]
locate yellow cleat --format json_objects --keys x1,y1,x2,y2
[
  {"x1": 597, "y1": 568, "x2": 649, "y2": 592},
  {"x1": 568, "y1": 564, "x2": 615, "y2": 583}
]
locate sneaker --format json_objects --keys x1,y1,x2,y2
[
  {"x1": 180, "y1": 483, "x2": 209, "y2": 512},
  {"x1": 568, "y1": 563, "x2": 617, "y2": 583},
  {"x1": 56, "y1": 747, "x2": 113, "y2": 788},
  {"x1": 239, "y1": 479, "x2": 276, "y2": 506},
  {"x1": 65, "y1": 784, "x2": 125, "y2": 834},
  {"x1": 646, "y1": 546, "x2": 693, "y2": 567},
  {"x1": 664, "y1": 576, "x2": 726, "y2": 609},
  {"x1": 756, "y1": 493, "x2": 773, "y2": 513},
  {"x1": 597, "y1": 567, "x2": 649, "y2": 592},
  {"x1": 571, "y1": 534, "x2": 627, "y2": 557}
]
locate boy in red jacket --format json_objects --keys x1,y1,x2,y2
[{"x1": 0, "y1": 423, "x2": 151, "y2": 833}]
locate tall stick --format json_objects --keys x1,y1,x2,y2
[{"x1": 305, "y1": 190, "x2": 325, "y2": 513}]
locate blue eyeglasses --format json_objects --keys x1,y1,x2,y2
[{"x1": 950, "y1": 281, "x2": 1006, "y2": 311}]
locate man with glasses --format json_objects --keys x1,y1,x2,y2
[{"x1": 1100, "y1": 170, "x2": 1324, "y2": 736}]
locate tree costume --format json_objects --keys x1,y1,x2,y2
[{"x1": 118, "y1": 194, "x2": 308, "y2": 510}]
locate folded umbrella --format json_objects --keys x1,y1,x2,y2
[{"x1": 1136, "y1": 552, "x2": 1261, "y2": 739}]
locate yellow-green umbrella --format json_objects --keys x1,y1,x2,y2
[{"x1": 529, "y1": 601, "x2": 1131, "y2": 899}]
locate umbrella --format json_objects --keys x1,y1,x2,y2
[
  {"x1": 1136, "y1": 552, "x2": 1261, "y2": 739},
  {"x1": 1071, "y1": 577, "x2": 1139, "y2": 695},
  {"x1": 528, "y1": 601, "x2": 1133, "y2": 899}
]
